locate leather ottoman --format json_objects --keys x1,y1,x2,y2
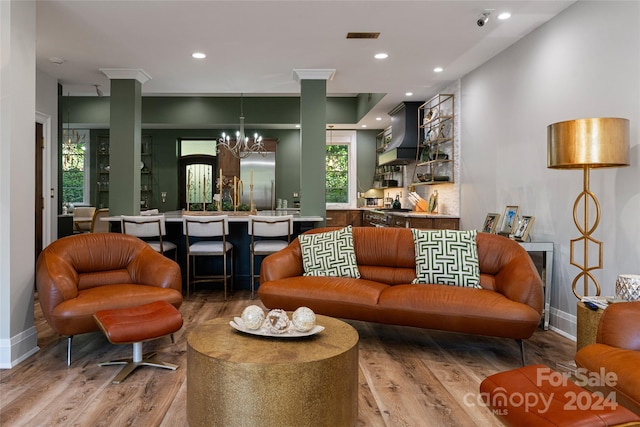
[
  {"x1": 479, "y1": 364, "x2": 640, "y2": 426},
  {"x1": 94, "y1": 300, "x2": 183, "y2": 384}
]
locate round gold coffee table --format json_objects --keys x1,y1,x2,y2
[{"x1": 187, "y1": 314, "x2": 359, "y2": 427}]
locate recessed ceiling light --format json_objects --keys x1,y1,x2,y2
[
  {"x1": 295, "y1": 124, "x2": 301, "y2": 128},
  {"x1": 374, "y1": 53, "x2": 388, "y2": 60},
  {"x1": 192, "y1": 52, "x2": 206, "y2": 59},
  {"x1": 498, "y1": 12, "x2": 511, "y2": 20},
  {"x1": 405, "y1": 92, "x2": 413, "y2": 97},
  {"x1": 434, "y1": 67, "x2": 444, "y2": 73},
  {"x1": 361, "y1": 125, "x2": 367, "y2": 128},
  {"x1": 376, "y1": 117, "x2": 382, "y2": 121}
]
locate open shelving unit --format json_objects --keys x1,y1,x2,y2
[{"x1": 412, "y1": 94, "x2": 454, "y2": 186}]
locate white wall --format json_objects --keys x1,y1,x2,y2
[
  {"x1": 460, "y1": 1, "x2": 640, "y2": 337},
  {"x1": 36, "y1": 69, "x2": 59, "y2": 246},
  {"x1": 0, "y1": 0, "x2": 39, "y2": 368}
]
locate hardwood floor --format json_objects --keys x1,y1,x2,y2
[{"x1": 1, "y1": 290, "x2": 576, "y2": 427}]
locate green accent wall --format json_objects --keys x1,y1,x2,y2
[{"x1": 68, "y1": 95, "x2": 386, "y2": 212}]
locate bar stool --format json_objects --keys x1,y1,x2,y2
[
  {"x1": 248, "y1": 215, "x2": 293, "y2": 298},
  {"x1": 121, "y1": 214, "x2": 178, "y2": 260},
  {"x1": 183, "y1": 215, "x2": 233, "y2": 300}
]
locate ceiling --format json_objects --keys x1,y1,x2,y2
[{"x1": 36, "y1": 0, "x2": 574, "y2": 129}]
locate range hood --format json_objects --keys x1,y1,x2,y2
[{"x1": 378, "y1": 101, "x2": 423, "y2": 166}]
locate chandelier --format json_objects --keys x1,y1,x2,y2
[
  {"x1": 218, "y1": 94, "x2": 265, "y2": 159},
  {"x1": 62, "y1": 94, "x2": 85, "y2": 170}
]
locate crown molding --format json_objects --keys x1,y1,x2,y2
[
  {"x1": 100, "y1": 68, "x2": 152, "y2": 84},
  {"x1": 292, "y1": 69, "x2": 336, "y2": 82}
]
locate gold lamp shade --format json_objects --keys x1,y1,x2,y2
[
  {"x1": 547, "y1": 117, "x2": 630, "y2": 300},
  {"x1": 548, "y1": 117, "x2": 630, "y2": 168}
]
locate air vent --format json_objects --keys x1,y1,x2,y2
[{"x1": 346, "y1": 32, "x2": 380, "y2": 39}]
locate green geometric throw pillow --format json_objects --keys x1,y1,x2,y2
[
  {"x1": 411, "y1": 229, "x2": 480, "y2": 288},
  {"x1": 299, "y1": 225, "x2": 361, "y2": 278}
]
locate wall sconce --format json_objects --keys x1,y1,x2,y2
[
  {"x1": 547, "y1": 117, "x2": 630, "y2": 299},
  {"x1": 161, "y1": 192, "x2": 167, "y2": 203}
]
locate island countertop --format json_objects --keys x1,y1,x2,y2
[{"x1": 103, "y1": 210, "x2": 324, "y2": 223}]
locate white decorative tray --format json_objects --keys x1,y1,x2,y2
[{"x1": 230, "y1": 317, "x2": 325, "y2": 338}]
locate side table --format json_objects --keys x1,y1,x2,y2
[
  {"x1": 576, "y1": 301, "x2": 604, "y2": 351},
  {"x1": 187, "y1": 315, "x2": 359, "y2": 427},
  {"x1": 518, "y1": 241, "x2": 553, "y2": 330}
]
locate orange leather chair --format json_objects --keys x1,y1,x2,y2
[
  {"x1": 575, "y1": 301, "x2": 640, "y2": 415},
  {"x1": 36, "y1": 233, "x2": 183, "y2": 365}
]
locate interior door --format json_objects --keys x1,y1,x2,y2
[
  {"x1": 35, "y1": 122, "x2": 44, "y2": 261},
  {"x1": 178, "y1": 155, "x2": 217, "y2": 210}
]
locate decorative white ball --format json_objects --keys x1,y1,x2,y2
[
  {"x1": 265, "y1": 309, "x2": 291, "y2": 334},
  {"x1": 241, "y1": 305, "x2": 265, "y2": 330},
  {"x1": 292, "y1": 307, "x2": 316, "y2": 332}
]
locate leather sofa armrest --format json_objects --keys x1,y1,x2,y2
[
  {"x1": 260, "y1": 241, "x2": 304, "y2": 283},
  {"x1": 493, "y1": 250, "x2": 544, "y2": 314},
  {"x1": 127, "y1": 245, "x2": 182, "y2": 293},
  {"x1": 597, "y1": 301, "x2": 640, "y2": 350}
]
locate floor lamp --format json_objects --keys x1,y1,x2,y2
[{"x1": 547, "y1": 117, "x2": 630, "y2": 300}]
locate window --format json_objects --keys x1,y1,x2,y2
[
  {"x1": 61, "y1": 129, "x2": 89, "y2": 204},
  {"x1": 326, "y1": 130, "x2": 356, "y2": 208}
]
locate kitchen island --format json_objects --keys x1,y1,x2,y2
[{"x1": 103, "y1": 210, "x2": 324, "y2": 293}]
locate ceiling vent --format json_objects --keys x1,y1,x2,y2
[{"x1": 346, "y1": 32, "x2": 380, "y2": 39}]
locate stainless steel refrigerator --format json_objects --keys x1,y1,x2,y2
[{"x1": 240, "y1": 152, "x2": 276, "y2": 210}]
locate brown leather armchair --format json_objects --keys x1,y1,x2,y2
[
  {"x1": 36, "y1": 233, "x2": 183, "y2": 365},
  {"x1": 575, "y1": 301, "x2": 640, "y2": 414}
]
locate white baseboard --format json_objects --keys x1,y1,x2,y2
[
  {"x1": 0, "y1": 326, "x2": 39, "y2": 369},
  {"x1": 548, "y1": 307, "x2": 577, "y2": 341}
]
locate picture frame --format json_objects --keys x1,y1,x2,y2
[
  {"x1": 513, "y1": 215, "x2": 535, "y2": 241},
  {"x1": 499, "y1": 206, "x2": 520, "y2": 235},
  {"x1": 481, "y1": 213, "x2": 500, "y2": 234}
]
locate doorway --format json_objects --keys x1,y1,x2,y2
[
  {"x1": 35, "y1": 122, "x2": 44, "y2": 261},
  {"x1": 178, "y1": 155, "x2": 217, "y2": 210}
]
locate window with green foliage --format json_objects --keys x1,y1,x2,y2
[
  {"x1": 62, "y1": 130, "x2": 88, "y2": 204},
  {"x1": 326, "y1": 144, "x2": 349, "y2": 203}
]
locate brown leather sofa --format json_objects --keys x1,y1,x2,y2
[
  {"x1": 259, "y1": 227, "x2": 543, "y2": 356},
  {"x1": 575, "y1": 301, "x2": 640, "y2": 415},
  {"x1": 36, "y1": 232, "x2": 183, "y2": 364}
]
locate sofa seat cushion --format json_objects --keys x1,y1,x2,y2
[
  {"x1": 377, "y1": 284, "x2": 541, "y2": 339},
  {"x1": 258, "y1": 277, "x2": 388, "y2": 323},
  {"x1": 576, "y1": 343, "x2": 640, "y2": 414},
  {"x1": 50, "y1": 284, "x2": 183, "y2": 336}
]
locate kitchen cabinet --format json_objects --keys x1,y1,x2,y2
[
  {"x1": 96, "y1": 135, "x2": 153, "y2": 209},
  {"x1": 389, "y1": 215, "x2": 408, "y2": 228},
  {"x1": 408, "y1": 217, "x2": 459, "y2": 230},
  {"x1": 413, "y1": 94, "x2": 455, "y2": 185},
  {"x1": 326, "y1": 210, "x2": 362, "y2": 227},
  {"x1": 217, "y1": 145, "x2": 240, "y2": 178}
]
